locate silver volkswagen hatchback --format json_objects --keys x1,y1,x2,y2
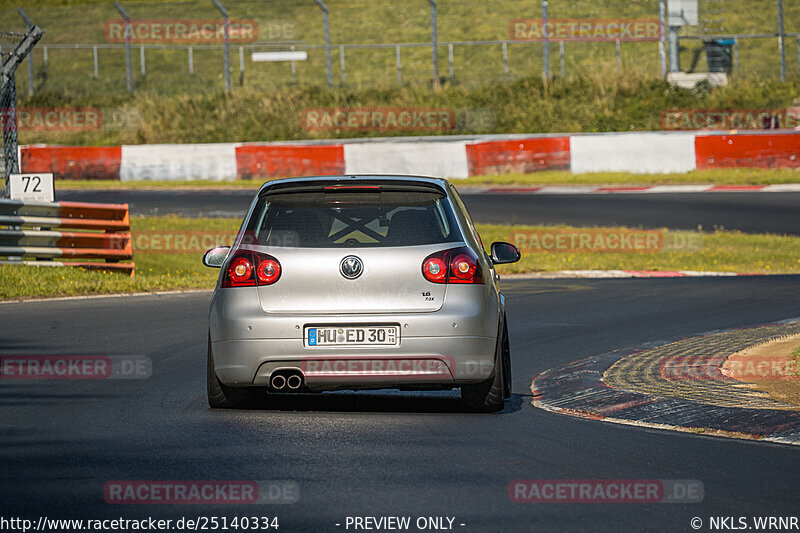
[{"x1": 202, "y1": 175, "x2": 520, "y2": 411}]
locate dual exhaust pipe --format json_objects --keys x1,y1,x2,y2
[{"x1": 270, "y1": 370, "x2": 304, "y2": 391}]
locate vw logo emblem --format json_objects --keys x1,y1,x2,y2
[{"x1": 340, "y1": 256, "x2": 363, "y2": 279}]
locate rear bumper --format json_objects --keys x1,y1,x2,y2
[
  {"x1": 208, "y1": 285, "x2": 499, "y2": 390},
  {"x1": 211, "y1": 336, "x2": 496, "y2": 390}
]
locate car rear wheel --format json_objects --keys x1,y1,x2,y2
[
  {"x1": 461, "y1": 314, "x2": 508, "y2": 412},
  {"x1": 501, "y1": 318, "x2": 511, "y2": 399},
  {"x1": 207, "y1": 334, "x2": 254, "y2": 409}
]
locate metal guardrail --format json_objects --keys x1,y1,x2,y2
[{"x1": 0, "y1": 198, "x2": 134, "y2": 276}]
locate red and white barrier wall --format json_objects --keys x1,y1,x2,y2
[{"x1": 19, "y1": 131, "x2": 800, "y2": 181}]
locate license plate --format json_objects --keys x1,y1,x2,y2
[{"x1": 305, "y1": 326, "x2": 400, "y2": 347}]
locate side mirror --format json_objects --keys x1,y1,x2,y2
[
  {"x1": 490, "y1": 242, "x2": 521, "y2": 265},
  {"x1": 202, "y1": 246, "x2": 231, "y2": 268}
]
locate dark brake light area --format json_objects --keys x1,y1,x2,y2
[
  {"x1": 422, "y1": 247, "x2": 483, "y2": 284},
  {"x1": 323, "y1": 185, "x2": 382, "y2": 190},
  {"x1": 222, "y1": 251, "x2": 282, "y2": 288}
]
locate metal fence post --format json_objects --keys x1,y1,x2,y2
[
  {"x1": 668, "y1": 26, "x2": 680, "y2": 72},
  {"x1": 188, "y1": 46, "x2": 194, "y2": 75},
  {"x1": 777, "y1": 0, "x2": 786, "y2": 82},
  {"x1": 615, "y1": 40, "x2": 621, "y2": 73},
  {"x1": 1, "y1": 25, "x2": 43, "y2": 194},
  {"x1": 395, "y1": 45, "x2": 402, "y2": 84},
  {"x1": 448, "y1": 43, "x2": 454, "y2": 78},
  {"x1": 16, "y1": 7, "x2": 34, "y2": 97},
  {"x1": 113, "y1": 2, "x2": 133, "y2": 94},
  {"x1": 212, "y1": 0, "x2": 231, "y2": 94},
  {"x1": 2, "y1": 73, "x2": 18, "y2": 189},
  {"x1": 428, "y1": 0, "x2": 439, "y2": 88},
  {"x1": 290, "y1": 44, "x2": 298, "y2": 83},
  {"x1": 502, "y1": 41, "x2": 508, "y2": 75},
  {"x1": 238, "y1": 46, "x2": 244, "y2": 85},
  {"x1": 93, "y1": 45, "x2": 99, "y2": 78},
  {"x1": 658, "y1": 0, "x2": 666, "y2": 77},
  {"x1": 542, "y1": 0, "x2": 550, "y2": 79},
  {"x1": 314, "y1": 0, "x2": 333, "y2": 88},
  {"x1": 339, "y1": 45, "x2": 345, "y2": 85},
  {"x1": 559, "y1": 41, "x2": 565, "y2": 77},
  {"x1": 139, "y1": 45, "x2": 145, "y2": 76}
]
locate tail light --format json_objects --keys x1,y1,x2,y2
[
  {"x1": 221, "y1": 250, "x2": 282, "y2": 288},
  {"x1": 256, "y1": 258, "x2": 281, "y2": 285},
  {"x1": 422, "y1": 247, "x2": 483, "y2": 284}
]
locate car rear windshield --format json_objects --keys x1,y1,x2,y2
[{"x1": 242, "y1": 187, "x2": 463, "y2": 248}]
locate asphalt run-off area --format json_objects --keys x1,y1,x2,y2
[
  {"x1": 1, "y1": 273, "x2": 799, "y2": 530},
  {"x1": 57, "y1": 188, "x2": 800, "y2": 235}
]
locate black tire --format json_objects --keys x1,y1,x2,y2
[
  {"x1": 501, "y1": 318, "x2": 511, "y2": 399},
  {"x1": 207, "y1": 334, "x2": 253, "y2": 409},
  {"x1": 461, "y1": 314, "x2": 507, "y2": 412}
]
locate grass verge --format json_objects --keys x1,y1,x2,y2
[
  {"x1": 13, "y1": 76, "x2": 800, "y2": 146},
  {"x1": 480, "y1": 224, "x2": 800, "y2": 275},
  {"x1": 1, "y1": 217, "x2": 799, "y2": 300},
  {"x1": 50, "y1": 168, "x2": 800, "y2": 191},
  {"x1": 726, "y1": 334, "x2": 800, "y2": 408},
  {"x1": 793, "y1": 345, "x2": 800, "y2": 378}
]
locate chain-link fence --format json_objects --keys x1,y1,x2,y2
[
  {"x1": 0, "y1": 25, "x2": 43, "y2": 190},
  {"x1": 0, "y1": 0, "x2": 795, "y2": 97}
]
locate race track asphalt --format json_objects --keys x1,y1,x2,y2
[
  {"x1": 2, "y1": 276, "x2": 799, "y2": 531},
  {"x1": 57, "y1": 189, "x2": 800, "y2": 235}
]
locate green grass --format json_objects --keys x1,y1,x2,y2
[
  {"x1": 2, "y1": 0, "x2": 798, "y2": 97},
  {"x1": 2, "y1": 216, "x2": 799, "y2": 300},
  {"x1": 481, "y1": 224, "x2": 800, "y2": 276},
  {"x1": 792, "y1": 345, "x2": 800, "y2": 377},
  {"x1": 0, "y1": 0, "x2": 797, "y2": 147},
  {"x1": 12, "y1": 76, "x2": 800, "y2": 146},
  {"x1": 461, "y1": 169, "x2": 800, "y2": 186}
]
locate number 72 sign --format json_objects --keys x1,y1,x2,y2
[{"x1": 8, "y1": 173, "x2": 55, "y2": 203}]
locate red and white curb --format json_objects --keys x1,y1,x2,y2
[
  {"x1": 20, "y1": 130, "x2": 800, "y2": 181},
  {"x1": 507, "y1": 270, "x2": 760, "y2": 279}
]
